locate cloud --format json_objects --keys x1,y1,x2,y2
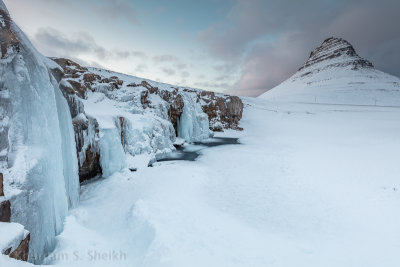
[
  {"x1": 32, "y1": 27, "x2": 148, "y2": 65},
  {"x1": 33, "y1": 27, "x2": 110, "y2": 59},
  {"x1": 161, "y1": 67, "x2": 176, "y2": 76},
  {"x1": 134, "y1": 64, "x2": 148, "y2": 73},
  {"x1": 194, "y1": 81, "x2": 230, "y2": 90},
  {"x1": 131, "y1": 51, "x2": 148, "y2": 60},
  {"x1": 174, "y1": 62, "x2": 187, "y2": 70},
  {"x1": 181, "y1": 71, "x2": 190, "y2": 78},
  {"x1": 199, "y1": 0, "x2": 400, "y2": 96},
  {"x1": 153, "y1": 54, "x2": 180, "y2": 64},
  {"x1": 90, "y1": 0, "x2": 139, "y2": 25}
]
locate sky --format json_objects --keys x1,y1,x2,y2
[{"x1": 4, "y1": 0, "x2": 400, "y2": 96}]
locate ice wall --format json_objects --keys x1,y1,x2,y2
[
  {"x1": 0, "y1": 3, "x2": 79, "y2": 263},
  {"x1": 177, "y1": 95, "x2": 210, "y2": 142}
]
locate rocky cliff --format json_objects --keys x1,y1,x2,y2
[{"x1": 51, "y1": 58, "x2": 244, "y2": 182}]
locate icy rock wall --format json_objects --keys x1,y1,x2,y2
[
  {"x1": 177, "y1": 94, "x2": 210, "y2": 142},
  {"x1": 0, "y1": 2, "x2": 79, "y2": 263}
]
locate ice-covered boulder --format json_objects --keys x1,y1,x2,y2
[{"x1": 0, "y1": 222, "x2": 30, "y2": 261}]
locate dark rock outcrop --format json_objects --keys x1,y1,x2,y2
[
  {"x1": 0, "y1": 199, "x2": 11, "y2": 222},
  {"x1": 73, "y1": 116, "x2": 102, "y2": 182},
  {"x1": 0, "y1": 173, "x2": 4, "y2": 196},
  {"x1": 199, "y1": 91, "x2": 243, "y2": 131},
  {"x1": 0, "y1": 173, "x2": 11, "y2": 222},
  {"x1": 0, "y1": 8, "x2": 19, "y2": 59},
  {"x1": 299, "y1": 37, "x2": 373, "y2": 72}
]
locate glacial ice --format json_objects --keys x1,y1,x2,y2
[
  {"x1": 0, "y1": 12, "x2": 79, "y2": 263},
  {"x1": 177, "y1": 94, "x2": 210, "y2": 142}
]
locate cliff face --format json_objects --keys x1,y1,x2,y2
[{"x1": 51, "y1": 58, "x2": 244, "y2": 181}]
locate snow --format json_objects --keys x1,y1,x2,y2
[
  {"x1": 260, "y1": 59, "x2": 400, "y2": 106},
  {"x1": 44, "y1": 97, "x2": 400, "y2": 267}
]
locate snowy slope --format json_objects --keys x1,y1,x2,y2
[{"x1": 260, "y1": 37, "x2": 400, "y2": 105}]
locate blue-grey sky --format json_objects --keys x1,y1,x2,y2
[{"x1": 4, "y1": 0, "x2": 400, "y2": 96}]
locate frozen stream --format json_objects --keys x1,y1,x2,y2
[{"x1": 155, "y1": 137, "x2": 240, "y2": 163}]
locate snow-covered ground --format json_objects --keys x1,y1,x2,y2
[{"x1": 5, "y1": 97, "x2": 393, "y2": 267}]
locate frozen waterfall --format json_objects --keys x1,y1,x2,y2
[
  {"x1": 177, "y1": 94, "x2": 210, "y2": 142},
  {"x1": 0, "y1": 11, "x2": 79, "y2": 263}
]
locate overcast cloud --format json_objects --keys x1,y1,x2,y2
[{"x1": 4, "y1": 0, "x2": 399, "y2": 97}]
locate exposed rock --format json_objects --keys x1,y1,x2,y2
[
  {"x1": 0, "y1": 200, "x2": 11, "y2": 222},
  {"x1": 4, "y1": 247, "x2": 11, "y2": 255},
  {"x1": 0, "y1": 8, "x2": 19, "y2": 58},
  {"x1": 72, "y1": 116, "x2": 102, "y2": 182},
  {"x1": 0, "y1": 173, "x2": 4, "y2": 196},
  {"x1": 51, "y1": 57, "x2": 88, "y2": 77},
  {"x1": 117, "y1": 116, "x2": 125, "y2": 148},
  {"x1": 299, "y1": 37, "x2": 373, "y2": 72},
  {"x1": 83, "y1": 73, "x2": 101, "y2": 84},
  {"x1": 9, "y1": 233, "x2": 30, "y2": 261},
  {"x1": 199, "y1": 91, "x2": 243, "y2": 131}
]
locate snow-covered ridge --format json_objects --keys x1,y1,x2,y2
[{"x1": 260, "y1": 37, "x2": 400, "y2": 106}]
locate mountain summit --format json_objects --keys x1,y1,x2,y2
[
  {"x1": 260, "y1": 37, "x2": 400, "y2": 105},
  {"x1": 299, "y1": 37, "x2": 373, "y2": 72}
]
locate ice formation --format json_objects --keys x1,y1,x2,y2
[
  {"x1": 177, "y1": 94, "x2": 210, "y2": 142},
  {"x1": 0, "y1": 2, "x2": 79, "y2": 263},
  {"x1": 99, "y1": 127, "x2": 126, "y2": 177},
  {"x1": 122, "y1": 115, "x2": 175, "y2": 156}
]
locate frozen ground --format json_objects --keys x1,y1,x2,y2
[
  {"x1": 3, "y1": 97, "x2": 399, "y2": 266},
  {"x1": 30, "y1": 97, "x2": 397, "y2": 267}
]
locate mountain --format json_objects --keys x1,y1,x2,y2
[{"x1": 260, "y1": 37, "x2": 400, "y2": 106}]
